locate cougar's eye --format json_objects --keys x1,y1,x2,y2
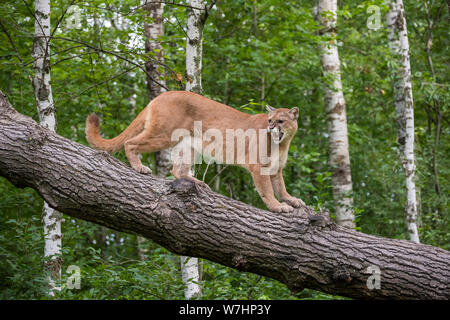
[{"x1": 278, "y1": 120, "x2": 284, "y2": 124}]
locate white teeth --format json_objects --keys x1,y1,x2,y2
[
  {"x1": 268, "y1": 125, "x2": 285, "y2": 144},
  {"x1": 270, "y1": 130, "x2": 284, "y2": 144}
]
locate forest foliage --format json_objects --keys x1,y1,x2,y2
[{"x1": 0, "y1": 0, "x2": 448, "y2": 299}]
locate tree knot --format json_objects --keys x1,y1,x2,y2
[
  {"x1": 232, "y1": 254, "x2": 247, "y2": 271},
  {"x1": 308, "y1": 214, "x2": 325, "y2": 226},
  {"x1": 332, "y1": 265, "x2": 353, "y2": 283},
  {"x1": 170, "y1": 178, "x2": 198, "y2": 196},
  {"x1": 27, "y1": 129, "x2": 48, "y2": 149}
]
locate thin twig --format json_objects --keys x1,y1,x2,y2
[
  {"x1": 50, "y1": 51, "x2": 93, "y2": 67},
  {"x1": 131, "y1": 1, "x2": 206, "y2": 15},
  {"x1": 0, "y1": 18, "x2": 24, "y2": 63},
  {"x1": 163, "y1": 15, "x2": 188, "y2": 38},
  {"x1": 53, "y1": 65, "x2": 137, "y2": 105},
  {"x1": 23, "y1": 45, "x2": 84, "y2": 66},
  {"x1": 49, "y1": 36, "x2": 169, "y2": 91},
  {"x1": 78, "y1": 1, "x2": 206, "y2": 18},
  {"x1": 207, "y1": 164, "x2": 229, "y2": 186},
  {"x1": 202, "y1": 159, "x2": 213, "y2": 182},
  {"x1": 50, "y1": 0, "x2": 76, "y2": 39}
]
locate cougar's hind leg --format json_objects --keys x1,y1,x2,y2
[
  {"x1": 171, "y1": 163, "x2": 210, "y2": 189},
  {"x1": 124, "y1": 129, "x2": 172, "y2": 174},
  {"x1": 171, "y1": 146, "x2": 210, "y2": 189}
]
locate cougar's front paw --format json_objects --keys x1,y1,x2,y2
[
  {"x1": 135, "y1": 165, "x2": 152, "y2": 175},
  {"x1": 268, "y1": 203, "x2": 294, "y2": 213},
  {"x1": 283, "y1": 197, "x2": 305, "y2": 208}
]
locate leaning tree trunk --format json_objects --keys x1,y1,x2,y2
[
  {"x1": 0, "y1": 92, "x2": 449, "y2": 300},
  {"x1": 386, "y1": 0, "x2": 420, "y2": 243},
  {"x1": 31, "y1": 0, "x2": 62, "y2": 295},
  {"x1": 180, "y1": 0, "x2": 208, "y2": 299},
  {"x1": 317, "y1": 0, "x2": 355, "y2": 229}
]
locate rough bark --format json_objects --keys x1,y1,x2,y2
[
  {"x1": 142, "y1": 0, "x2": 172, "y2": 178},
  {"x1": 317, "y1": 0, "x2": 355, "y2": 229},
  {"x1": 32, "y1": 0, "x2": 56, "y2": 130},
  {"x1": 143, "y1": 0, "x2": 166, "y2": 101},
  {"x1": 387, "y1": 0, "x2": 420, "y2": 243},
  {"x1": 0, "y1": 92, "x2": 449, "y2": 300},
  {"x1": 185, "y1": 0, "x2": 206, "y2": 95},
  {"x1": 32, "y1": 0, "x2": 62, "y2": 295}
]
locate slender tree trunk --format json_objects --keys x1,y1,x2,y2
[
  {"x1": 260, "y1": 73, "x2": 265, "y2": 107},
  {"x1": 185, "y1": 0, "x2": 208, "y2": 95},
  {"x1": 386, "y1": 0, "x2": 420, "y2": 243},
  {"x1": 317, "y1": 0, "x2": 355, "y2": 229},
  {"x1": 137, "y1": 0, "x2": 172, "y2": 260},
  {"x1": 31, "y1": 0, "x2": 62, "y2": 295},
  {"x1": 142, "y1": 0, "x2": 172, "y2": 178},
  {"x1": 179, "y1": 0, "x2": 209, "y2": 299},
  {"x1": 423, "y1": 1, "x2": 443, "y2": 199},
  {"x1": 1, "y1": 96, "x2": 449, "y2": 300},
  {"x1": 143, "y1": 0, "x2": 166, "y2": 100}
]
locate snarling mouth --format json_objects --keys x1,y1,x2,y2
[
  {"x1": 270, "y1": 129, "x2": 285, "y2": 144},
  {"x1": 276, "y1": 131, "x2": 284, "y2": 142}
]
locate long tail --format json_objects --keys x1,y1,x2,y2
[{"x1": 85, "y1": 108, "x2": 148, "y2": 153}]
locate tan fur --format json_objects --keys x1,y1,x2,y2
[{"x1": 85, "y1": 91, "x2": 304, "y2": 212}]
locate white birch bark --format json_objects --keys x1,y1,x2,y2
[
  {"x1": 180, "y1": 0, "x2": 207, "y2": 299},
  {"x1": 32, "y1": 0, "x2": 62, "y2": 295},
  {"x1": 386, "y1": 0, "x2": 420, "y2": 243},
  {"x1": 185, "y1": 0, "x2": 205, "y2": 94},
  {"x1": 317, "y1": 0, "x2": 355, "y2": 228},
  {"x1": 180, "y1": 256, "x2": 201, "y2": 299},
  {"x1": 143, "y1": 0, "x2": 166, "y2": 100}
]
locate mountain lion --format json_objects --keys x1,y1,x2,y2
[{"x1": 85, "y1": 91, "x2": 304, "y2": 212}]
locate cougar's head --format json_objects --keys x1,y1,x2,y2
[{"x1": 266, "y1": 105, "x2": 299, "y2": 144}]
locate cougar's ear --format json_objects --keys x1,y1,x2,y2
[
  {"x1": 288, "y1": 107, "x2": 299, "y2": 119},
  {"x1": 265, "y1": 104, "x2": 276, "y2": 113}
]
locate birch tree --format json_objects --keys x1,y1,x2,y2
[
  {"x1": 185, "y1": 0, "x2": 207, "y2": 95},
  {"x1": 178, "y1": 0, "x2": 213, "y2": 300},
  {"x1": 31, "y1": 0, "x2": 62, "y2": 295},
  {"x1": 386, "y1": 0, "x2": 420, "y2": 243},
  {"x1": 316, "y1": 0, "x2": 355, "y2": 228},
  {"x1": 135, "y1": 1, "x2": 171, "y2": 260},
  {"x1": 143, "y1": 1, "x2": 172, "y2": 178},
  {"x1": 143, "y1": 1, "x2": 166, "y2": 100}
]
